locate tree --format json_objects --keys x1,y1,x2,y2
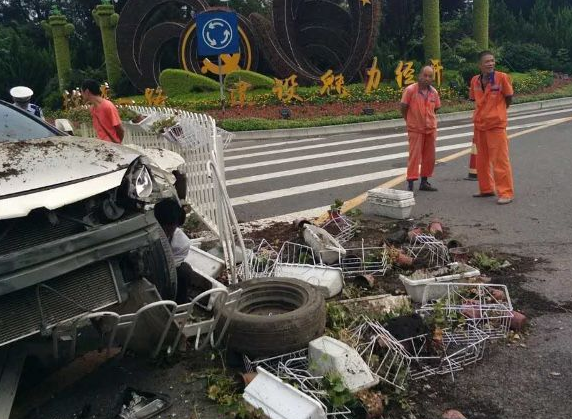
[
  {"x1": 489, "y1": 0, "x2": 519, "y2": 44},
  {"x1": 0, "y1": 25, "x2": 55, "y2": 101},
  {"x1": 423, "y1": 0, "x2": 441, "y2": 60},
  {"x1": 92, "y1": 3, "x2": 122, "y2": 87},
  {"x1": 42, "y1": 9, "x2": 75, "y2": 91},
  {"x1": 380, "y1": 0, "x2": 423, "y2": 60},
  {"x1": 473, "y1": 0, "x2": 489, "y2": 50}
]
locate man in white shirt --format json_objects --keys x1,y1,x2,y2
[{"x1": 153, "y1": 199, "x2": 210, "y2": 303}]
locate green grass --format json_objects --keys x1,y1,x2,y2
[{"x1": 218, "y1": 111, "x2": 402, "y2": 131}]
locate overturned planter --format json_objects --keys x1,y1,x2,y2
[
  {"x1": 273, "y1": 263, "x2": 344, "y2": 298},
  {"x1": 302, "y1": 224, "x2": 346, "y2": 265},
  {"x1": 399, "y1": 263, "x2": 481, "y2": 303},
  {"x1": 244, "y1": 367, "x2": 327, "y2": 419},
  {"x1": 186, "y1": 245, "x2": 225, "y2": 279},
  {"x1": 308, "y1": 336, "x2": 379, "y2": 393}
]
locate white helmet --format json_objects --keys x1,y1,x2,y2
[{"x1": 10, "y1": 86, "x2": 34, "y2": 102}]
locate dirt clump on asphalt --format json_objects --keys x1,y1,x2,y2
[{"x1": 473, "y1": 253, "x2": 572, "y2": 317}]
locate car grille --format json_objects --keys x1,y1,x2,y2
[
  {"x1": 0, "y1": 213, "x2": 85, "y2": 256},
  {"x1": 0, "y1": 261, "x2": 120, "y2": 347}
]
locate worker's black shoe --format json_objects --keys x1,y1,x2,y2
[
  {"x1": 407, "y1": 180, "x2": 414, "y2": 192},
  {"x1": 419, "y1": 181, "x2": 438, "y2": 192},
  {"x1": 472, "y1": 192, "x2": 496, "y2": 198}
]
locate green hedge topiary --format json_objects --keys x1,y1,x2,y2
[
  {"x1": 224, "y1": 70, "x2": 274, "y2": 90},
  {"x1": 159, "y1": 69, "x2": 219, "y2": 96}
]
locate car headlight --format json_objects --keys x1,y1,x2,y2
[
  {"x1": 121, "y1": 157, "x2": 155, "y2": 202},
  {"x1": 135, "y1": 165, "x2": 153, "y2": 198}
]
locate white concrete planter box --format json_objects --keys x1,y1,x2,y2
[
  {"x1": 303, "y1": 224, "x2": 345, "y2": 265},
  {"x1": 308, "y1": 336, "x2": 379, "y2": 393},
  {"x1": 273, "y1": 263, "x2": 344, "y2": 298},
  {"x1": 361, "y1": 188, "x2": 416, "y2": 220},
  {"x1": 399, "y1": 263, "x2": 481, "y2": 303},
  {"x1": 185, "y1": 245, "x2": 225, "y2": 279},
  {"x1": 244, "y1": 367, "x2": 327, "y2": 419}
]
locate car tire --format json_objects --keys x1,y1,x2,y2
[
  {"x1": 217, "y1": 277, "x2": 326, "y2": 358},
  {"x1": 146, "y1": 226, "x2": 178, "y2": 300}
]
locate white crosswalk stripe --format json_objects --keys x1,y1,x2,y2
[{"x1": 225, "y1": 120, "x2": 549, "y2": 171}]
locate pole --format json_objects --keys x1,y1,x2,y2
[{"x1": 218, "y1": 54, "x2": 225, "y2": 113}]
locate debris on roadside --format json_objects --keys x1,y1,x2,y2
[
  {"x1": 302, "y1": 223, "x2": 347, "y2": 264},
  {"x1": 321, "y1": 213, "x2": 359, "y2": 245},
  {"x1": 442, "y1": 409, "x2": 467, "y2": 419},
  {"x1": 356, "y1": 390, "x2": 386, "y2": 419},
  {"x1": 399, "y1": 263, "x2": 481, "y2": 303},
  {"x1": 308, "y1": 336, "x2": 379, "y2": 393},
  {"x1": 243, "y1": 367, "x2": 328, "y2": 419},
  {"x1": 244, "y1": 350, "x2": 356, "y2": 418},
  {"x1": 337, "y1": 294, "x2": 412, "y2": 314},
  {"x1": 274, "y1": 241, "x2": 344, "y2": 298},
  {"x1": 509, "y1": 311, "x2": 528, "y2": 332},
  {"x1": 117, "y1": 388, "x2": 172, "y2": 419},
  {"x1": 429, "y1": 220, "x2": 444, "y2": 239}
]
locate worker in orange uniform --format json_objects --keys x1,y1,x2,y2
[
  {"x1": 470, "y1": 51, "x2": 514, "y2": 205},
  {"x1": 401, "y1": 66, "x2": 441, "y2": 192}
]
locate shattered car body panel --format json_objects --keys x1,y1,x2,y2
[
  {"x1": 1, "y1": 169, "x2": 126, "y2": 219},
  {"x1": 0, "y1": 100, "x2": 182, "y2": 350}
]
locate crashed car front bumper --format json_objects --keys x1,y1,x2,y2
[{"x1": 0, "y1": 212, "x2": 165, "y2": 348}]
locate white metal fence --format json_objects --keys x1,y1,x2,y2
[{"x1": 75, "y1": 107, "x2": 230, "y2": 238}]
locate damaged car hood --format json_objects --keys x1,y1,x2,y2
[
  {"x1": 0, "y1": 136, "x2": 141, "y2": 218},
  {"x1": 0, "y1": 136, "x2": 140, "y2": 194}
]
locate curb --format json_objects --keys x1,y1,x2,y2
[{"x1": 232, "y1": 96, "x2": 572, "y2": 141}]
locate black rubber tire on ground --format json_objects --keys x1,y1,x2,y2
[
  {"x1": 145, "y1": 225, "x2": 178, "y2": 300},
  {"x1": 217, "y1": 277, "x2": 326, "y2": 358}
]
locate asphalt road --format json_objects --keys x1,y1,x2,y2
[{"x1": 226, "y1": 106, "x2": 572, "y2": 222}]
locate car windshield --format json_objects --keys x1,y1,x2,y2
[{"x1": 0, "y1": 102, "x2": 59, "y2": 141}]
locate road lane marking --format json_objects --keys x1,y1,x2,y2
[
  {"x1": 231, "y1": 168, "x2": 406, "y2": 206},
  {"x1": 225, "y1": 121, "x2": 552, "y2": 171},
  {"x1": 227, "y1": 143, "x2": 471, "y2": 186}
]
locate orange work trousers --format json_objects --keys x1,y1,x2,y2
[
  {"x1": 474, "y1": 128, "x2": 514, "y2": 199},
  {"x1": 407, "y1": 131, "x2": 436, "y2": 181}
]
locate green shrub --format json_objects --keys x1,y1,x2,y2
[
  {"x1": 458, "y1": 62, "x2": 479, "y2": 85},
  {"x1": 224, "y1": 70, "x2": 274, "y2": 90},
  {"x1": 455, "y1": 37, "x2": 480, "y2": 62},
  {"x1": 511, "y1": 70, "x2": 554, "y2": 94},
  {"x1": 43, "y1": 90, "x2": 64, "y2": 111},
  {"x1": 159, "y1": 69, "x2": 219, "y2": 96},
  {"x1": 66, "y1": 67, "x2": 107, "y2": 90},
  {"x1": 112, "y1": 72, "x2": 138, "y2": 97},
  {"x1": 501, "y1": 43, "x2": 553, "y2": 72}
]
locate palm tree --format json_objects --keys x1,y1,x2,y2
[
  {"x1": 473, "y1": 0, "x2": 489, "y2": 50},
  {"x1": 423, "y1": 0, "x2": 441, "y2": 61}
]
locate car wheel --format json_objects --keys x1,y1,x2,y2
[
  {"x1": 217, "y1": 277, "x2": 326, "y2": 358},
  {"x1": 146, "y1": 226, "x2": 178, "y2": 300}
]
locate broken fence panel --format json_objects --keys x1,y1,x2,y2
[
  {"x1": 330, "y1": 240, "x2": 390, "y2": 278},
  {"x1": 405, "y1": 234, "x2": 450, "y2": 268},
  {"x1": 419, "y1": 283, "x2": 514, "y2": 340}
]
